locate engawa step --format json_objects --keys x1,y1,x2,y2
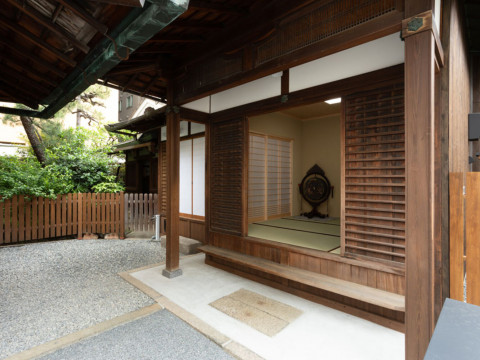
[{"x1": 200, "y1": 245, "x2": 405, "y2": 312}]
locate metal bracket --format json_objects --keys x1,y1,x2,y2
[{"x1": 407, "y1": 17, "x2": 423, "y2": 32}]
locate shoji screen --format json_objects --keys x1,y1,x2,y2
[
  {"x1": 248, "y1": 133, "x2": 267, "y2": 222},
  {"x1": 248, "y1": 133, "x2": 292, "y2": 222},
  {"x1": 192, "y1": 137, "x2": 205, "y2": 216},
  {"x1": 179, "y1": 139, "x2": 193, "y2": 214},
  {"x1": 179, "y1": 137, "x2": 206, "y2": 217}
]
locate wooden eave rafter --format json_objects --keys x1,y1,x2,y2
[
  {"x1": 189, "y1": 0, "x2": 248, "y2": 15},
  {"x1": 0, "y1": 12, "x2": 77, "y2": 67},
  {"x1": 4, "y1": 0, "x2": 90, "y2": 53},
  {"x1": 54, "y1": 0, "x2": 109, "y2": 35},
  {"x1": 89, "y1": 0, "x2": 146, "y2": 7}
]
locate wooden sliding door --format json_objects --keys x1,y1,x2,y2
[
  {"x1": 209, "y1": 117, "x2": 248, "y2": 236},
  {"x1": 342, "y1": 80, "x2": 406, "y2": 265}
]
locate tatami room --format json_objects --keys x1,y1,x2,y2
[{"x1": 247, "y1": 100, "x2": 342, "y2": 254}]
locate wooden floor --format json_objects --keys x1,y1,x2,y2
[{"x1": 248, "y1": 217, "x2": 341, "y2": 253}]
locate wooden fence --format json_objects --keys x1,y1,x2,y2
[
  {"x1": 0, "y1": 193, "x2": 125, "y2": 245},
  {"x1": 450, "y1": 172, "x2": 480, "y2": 305},
  {"x1": 125, "y1": 193, "x2": 158, "y2": 233}
]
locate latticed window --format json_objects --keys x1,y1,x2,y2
[{"x1": 248, "y1": 132, "x2": 292, "y2": 222}]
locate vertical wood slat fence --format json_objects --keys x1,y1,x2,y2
[
  {"x1": 450, "y1": 172, "x2": 480, "y2": 305},
  {"x1": 125, "y1": 193, "x2": 158, "y2": 233},
  {"x1": 0, "y1": 193, "x2": 125, "y2": 245}
]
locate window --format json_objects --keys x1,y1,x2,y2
[
  {"x1": 179, "y1": 136, "x2": 205, "y2": 217},
  {"x1": 248, "y1": 133, "x2": 292, "y2": 222},
  {"x1": 126, "y1": 95, "x2": 133, "y2": 108},
  {"x1": 119, "y1": 100, "x2": 122, "y2": 112}
]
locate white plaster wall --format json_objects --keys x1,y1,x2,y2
[
  {"x1": 182, "y1": 97, "x2": 211, "y2": 113},
  {"x1": 210, "y1": 74, "x2": 281, "y2": 112},
  {"x1": 289, "y1": 34, "x2": 404, "y2": 92}
]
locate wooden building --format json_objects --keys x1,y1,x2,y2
[{"x1": 1, "y1": 1, "x2": 478, "y2": 358}]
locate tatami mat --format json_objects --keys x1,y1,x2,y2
[
  {"x1": 254, "y1": 218, "x2": 340, "y2": 236},
  {"x1": 285, "y1": 216, "x2": 340, "y2": 226},
  {"x1": 248, "y1": 223, "x2": 340, "y2": 252}
]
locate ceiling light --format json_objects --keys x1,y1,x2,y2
[{"x1": 325, "y1": 98, "x2": 341, "y2": 105}]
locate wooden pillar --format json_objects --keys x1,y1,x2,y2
[
  {"x1": 403, "y1": 5, "x2": 442, "y2": 359},
  {"x1": 163, "y1": 84, "x2": 182, "y2": 278}
]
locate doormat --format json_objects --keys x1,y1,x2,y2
[{"x1": 209, "y1": 288, "x2": 302, "y2": 337}]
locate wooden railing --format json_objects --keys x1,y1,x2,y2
[
  {"x1": 450, "y1": 173, "x2": 480, "y2": 305},
  {"x1": 0, "y1": 193, "x2": 125, "y2": 245},
  {"x1": 125, "y1": 193, "x2": 158, "y2": 233}
]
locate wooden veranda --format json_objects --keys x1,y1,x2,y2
[{"x1": 1, "y1": 1, "x2": 479, "y2": 359}]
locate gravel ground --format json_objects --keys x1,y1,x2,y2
[
  {"x1": 0, "y1": 239, "x2": 165, "y2": 359},
  {"x1": 37, "y1": 310, "x2": 234, "y2": 360}
]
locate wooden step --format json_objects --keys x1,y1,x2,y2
[{"x1": 200, "y1": 245, "x2": 405, "y2": 312}]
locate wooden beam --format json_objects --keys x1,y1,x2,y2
[
  {"x1": 189, "y1": 0, "x2": 247, "y2": 15},
  {"x1": 171, "y1": 20, "x2": 223, "y2": 30},
  {"x1": 0, "y1": 82, "x2": 39, "y2": 109},
  {"x1": 108, "y1": 63, "x2": 158, "y2": 77},
  {"x1": 163, "y1": 82, "x2": 182, "y2": 277},
  {"x1": 51, "y1": 4, "x2": 63, "y2": 23},
  {"x1": 0, "y1": 13, "x2": 76, "y2": 67},
  {"x1": 4, "y1": 0, "x2": 90, "y2": 53},
  {"x1": 140, "y1": 74, "x2": 160, "y2": 96},
  {"x1": 0, "y1": 38, "x2": 67, "y2": 77},
  {"x1": 54, "y1": 0, "x2": 108, "y2": 34},
  {"x1": 404, "y1": 15, "x2": 436, "y2": 360},
  {"x1": 146, "y1": 35, "x2": 204, "y2": 44},
  {"x1": 178, "y1": 107, "x2": 209, "y2": 123},
  {"x1": 122, "y1": 73, "x2": 139, "y2": 92},
  {"x1": 2, "y1": 59, "x2": 58, "y2": 88},
  {"x1": 89, "y1": 0, "x2": 145, "y2": 7},
  {"x1": 0, "y1": 66, "x2": 51, "y2": 96}
]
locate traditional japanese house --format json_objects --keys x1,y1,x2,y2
[{"x1": 0, "y1": 0, "x2": 478, "y2": 358}]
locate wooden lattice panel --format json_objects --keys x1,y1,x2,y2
[
  {"x1": 256, "y1": 0, "x2": 397, "y2": 66},
  {"x1": 210, "y1": 118, "x2": 246, "y2": 235},
  {"x1": 343, "y1": 82, "x2": 405, "y2": 264},
  {"x1": 160, "y1": 142, "x2": 167, "y2": 215}
]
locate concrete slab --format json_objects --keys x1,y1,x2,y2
[{"x1": 131, "y1": 254, "x2": 405, "y2": 360}]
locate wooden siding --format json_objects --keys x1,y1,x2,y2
[
  {"x1": 450, "y1": 172, "x2": 480, "y2": 306},
  {"x1": 210, "y1": 118, "x2": 247, "y2": 236},
  {"x1": 342, "y1": 82, "x2": 405, "y2": 264},
  {"x1": 0, "y1": 193, "x2": 125, "y2": 245}
]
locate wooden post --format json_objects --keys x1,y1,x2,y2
[
  {"x1": 403, "y1": 4, "x2": 441, "y2": 359},
  {"x1": 163, "y1": 83, "x2": 182, "y2": 278}
]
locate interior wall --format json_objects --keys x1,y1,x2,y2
[
  {"x1": 301, "y1": 115, "x2": 341, "y2": 217},
  {"x1": 249, "y1": 112, "x2": 341, "y2": 218},
  {"x1": 249, "y1": 113, "x2": 303, "y2": 216}
]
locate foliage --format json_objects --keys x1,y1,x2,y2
[{"x1": 0, "y1": 127, "x2": 124, "y2": 199}]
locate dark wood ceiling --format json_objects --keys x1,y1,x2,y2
[
  {"x1": 0, "y1": 0, "x2": 131, "y2": 108},
  {"x1": 0, "y1": 0, "x2": 317, "y2": 111}
]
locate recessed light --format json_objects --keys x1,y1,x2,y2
[{"x1": 325, "y1": 98, "x2": 341, "y2": 105}]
